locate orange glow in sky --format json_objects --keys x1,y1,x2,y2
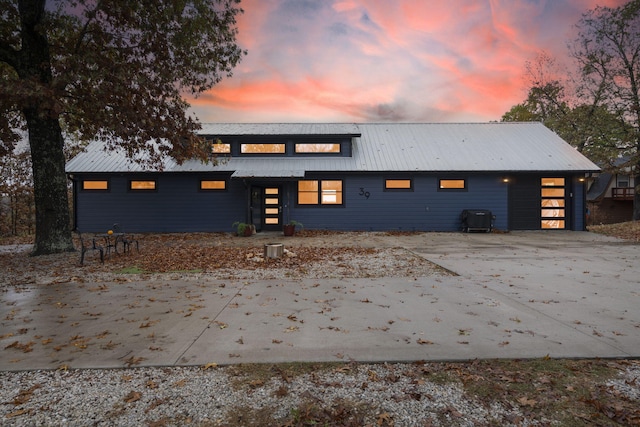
[{"x1": 188, "y1": 0, "x2": 628, "y2": 123}]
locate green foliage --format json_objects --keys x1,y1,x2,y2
[
  {"x1": 232, "y1": 221, "x2": 252, "y2": 236},
  {"x1": 287, "y1": 220, "x2": 304, "y2": 229}
]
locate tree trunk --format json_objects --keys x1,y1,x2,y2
[
  {"x1": 26, "y1": 111, "x2": 74, "y2": 255},
  {"x1": 16, "y1": 0, "x2": 74, "y2": 255}
]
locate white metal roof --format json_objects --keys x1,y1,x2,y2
[
  {"x1": 65, "y1": 122, "x2": 600, "y2": 174},
  {"x1": 199, "y1": 122, "x2": 361, "y2": 136}
]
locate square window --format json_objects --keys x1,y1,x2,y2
[{"x1": 298, "y1": 180, "x2": 343, "y2": 205}]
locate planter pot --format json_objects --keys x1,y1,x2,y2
[
  {"x1": 243, "y1": 226, "x2": 253, "y2": 237},
  {"x1": 283, "y1": 224, "x2": 295, "y2": 236}
]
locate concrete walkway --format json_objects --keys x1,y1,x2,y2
[{"x1": 1, "y1": 231, "x2": 638, "y2": 371}]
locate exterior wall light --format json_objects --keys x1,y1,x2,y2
[{"x1": 502, "y1": 177, "x2": 510, "y2": 183}]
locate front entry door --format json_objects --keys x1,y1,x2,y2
[
  {"x1": 262, "y1": 186, "x2": 282, "y2": 231},
  {"x1": 509, "y1": 175, "x2": 570, "y2": 230}
]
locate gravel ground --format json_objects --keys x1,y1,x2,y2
[
  {"x1": 2, "y1": 232, "x2": 639, "y2": 426},
  {"x1": 0, "y1": 364, "x2": 524, "y2": 426},
  {"x1": 2, "y1": 362, "x2": 639, "y2": 426}
]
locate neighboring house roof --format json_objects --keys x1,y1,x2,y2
[
  {"x1": 65, "y1": 122, "x2": 600, "y2": 174},
  {"x1": 587, "y1": 173, "x2": 613, "y2": 202}
]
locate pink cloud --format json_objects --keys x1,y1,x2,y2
[{"x1": 188, "y1": 0, "x2": 632, "y2": 124}]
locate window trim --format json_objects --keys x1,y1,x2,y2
[
  {"x1": 81, "y1": 180, "x2": 110, "y2": 191},
  {"x1": 438, "y1": 178, "x2": 467, "y2": 191},
  {"x1": 384, "y1": 178, "x2": 413, "y2": 191},
  {"x1": 297, "y1": 179, "x2": 344, "y2": 206},
  {"x1": 129, "y1": 180, "x2": 157, "y2": 191}
]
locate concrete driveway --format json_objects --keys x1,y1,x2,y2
[{"x1": 1, "y1": 231, "x2": 638, "y2": 371}]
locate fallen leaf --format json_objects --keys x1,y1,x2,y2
[
  {"x1": 124, "y1": 391, "x2": 142, "y2": 403},
  {"x1": 214, "y1": 321, "x2": 228, "y2": 329},
  {"x1": 377, "y1": 412, "x2": 393, "y2": 425},
  {"x1": 124, "y1": 356, "x2": 146, "y2": 367},
  {"x1": 517, "y1": 396, "x2": 537, "y2": 407},
  {"x1": 6, "y1": 409, "x2": 29, "y2": 418},
  {"x1": 4, "y1": 341, "x2": 34, "y2": 353},
  {"x1": 11, "y1": 384, "x2": 41, "y2": 405}
]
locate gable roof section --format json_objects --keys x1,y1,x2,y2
[{"x1": 65, "y1": 122, "x2": 599, "y2": 174}]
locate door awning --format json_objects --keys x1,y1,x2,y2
[{"x1": 231, "y1": 169, "x2": 306, "y2": 178}]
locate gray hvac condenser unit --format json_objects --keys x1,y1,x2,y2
[{"x1": 461, "y1": 209, "x2": 494, "y2": 232}]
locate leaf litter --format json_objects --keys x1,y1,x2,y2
[{"x1": 1, "y1": 228, "x2": 639, "y2": 425}]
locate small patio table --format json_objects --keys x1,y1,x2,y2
[{"x1": 95, "y1": 232, "x2": 125, "y2": 257}]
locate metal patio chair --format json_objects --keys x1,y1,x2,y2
[{"x1": 77, "y1": 231, "x2": 104, "y2": 265}]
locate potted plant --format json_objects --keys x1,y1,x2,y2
[
  {"x1": 283, "y1": 220, "x2": 303, "y2": 236},
  {"x1": 232, "y1": 221, "x2": 254, "y2": 237}
]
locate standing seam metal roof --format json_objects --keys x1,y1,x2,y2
[{"x1": 65, "y1": 122, "x2": 600, "y2": 173}]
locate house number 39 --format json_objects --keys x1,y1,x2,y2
[{"x1": 359, "y1": 187, "x2": 370, "y2": 199}]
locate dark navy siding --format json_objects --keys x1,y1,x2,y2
[
  {"x1": 75, "y1": 173, "x2": 244, "y2": 232},
  {"x1": 74, "y1": 172, "x2": 586, "y2": 232},
  {"x1": 285, "y1": 174, "x2": 508, "y2": 232}
]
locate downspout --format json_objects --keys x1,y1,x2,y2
[{"x1": 67, "y1": 174, "x2": 78, "y2": 231}]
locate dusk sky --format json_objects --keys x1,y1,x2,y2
[{"x1": 188, "y1": 0, "x2": 628, "y2": 124}]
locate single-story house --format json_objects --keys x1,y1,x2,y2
[{"x1": 65, "y1": 122, "x2": 599, "y2": 233}]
